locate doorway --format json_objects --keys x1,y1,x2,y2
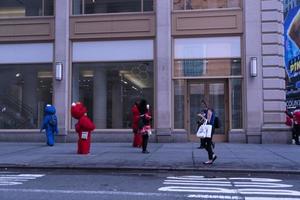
[{"x1": 187, "y1": 80, "x2": 228, "y2": 142}]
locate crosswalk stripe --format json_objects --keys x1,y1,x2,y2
[
  {"x1": 0, "y1": 173, "x2": 44, "y2": 186},
  {"x1": 159, "y1": 176, "x2": 300, "y2": 199}
]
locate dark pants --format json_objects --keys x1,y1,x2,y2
[
  {"x1": 203, "y1": 138, "x2": 214, "y2": 160},
  {"x1": 142, "y1": 134, "x2": 149, "y2": 152},
  {"x1": 293, "y1": 124, "x2": 300, "y2": 144}
]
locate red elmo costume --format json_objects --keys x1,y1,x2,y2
[
  {"x1": 71, "y1": 102, "x2": 95, "y2": 154},
  {"x1": 132, "y1": 104, "x2": 142, "y2": 147}
]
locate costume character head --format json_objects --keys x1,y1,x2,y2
[
  {"x1": 45, "y1": 104, "x2": 56, "y2": 115},
  {"x1": 71, "y1": 102, "x2": 87, "y2": 120}
]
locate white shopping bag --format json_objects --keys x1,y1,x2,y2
[
  {"x1": 81, "y1": 132, "x2": 88, "y2": 140},
  {"x1": 196, "y1": 120, "x2": 212, "y2": 138}
]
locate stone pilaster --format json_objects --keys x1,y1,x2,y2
[
  {"x1": 261, "y1": 0, "x2": 290, "y2": 143},
  {"x1": 53, "y1": 0, "x2": 69, "y2": 139},
  {"x1": 155, "y1": 0, "x2": 172, "y2": 142}
]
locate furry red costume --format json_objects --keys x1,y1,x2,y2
[{"x1": 71, "y1": 102, "x2": 95, "y2": 154}]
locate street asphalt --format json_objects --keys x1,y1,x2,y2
[{"x1": 0, "y1": 142, "x2": 299, "y2": 174}]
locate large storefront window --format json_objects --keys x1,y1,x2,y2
[
  {"x1": 72, "y1": 0, "x2": 154, "y2": 15},
  {"x1": 0, "y1": 0, "x2": 54, "y2": 18},
  {"x1": 72, "y1": 61, "x2": 154, "y2": 129},
  {"x1": 0, "y1": 64, "x2": 53, "y2": 129},
  {"x1": 174, "y1": 80, "x2": 185, "y2": 129},
  {"x1": 231, "y1": 78, "x2": 242, "y2": 129},
  {"x1": 173, "y1": 0, "x2": 240, "y2": 10}
]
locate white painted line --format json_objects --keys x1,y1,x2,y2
[
  {"x1": 229, "y1": 178, "x2": 282, "y2": 182},
  {"x1": 188, "y1": 194, "x2": 243, "y2": 199},
  {"x1": 0, "y1": 174, "x2": 44, "y2": 186},
  {"x1": 239, "y1": 188, "x2": 300, "y2": 196},
  {"x1": 159, "y1": 186, "x2": 236, "y2": 194},
  {"x1": 245, "y1": 198, "x2": 300, "y2": 200},
  {"x1": 163, "y1": 181, "x2": 232, "y2": 187},
  {"x1": 164, "y1": 180, "x2": 231, "y2": 184},
  {"x1": 0, "y1": 188, "x2": 186, "y2": 198}
]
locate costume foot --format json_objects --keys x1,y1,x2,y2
[{"x1": 142, "y1": 150, "x2": 150, "y2": 154}]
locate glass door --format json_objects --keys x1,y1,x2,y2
[{"x1": 187, "y1": 80, "x2": 228, "y2": 142}]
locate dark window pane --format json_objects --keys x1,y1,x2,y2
[
  {"x1": 85, "y1": 0, "x2": 142, "y2": 14},
  {"x1": 143, "y1": 0, "x2": 153, "y2": 11},
  {"x1": 44, "y1": 0, "x2": 54, "y2": 16}
]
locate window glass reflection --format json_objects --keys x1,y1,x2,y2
[
  {"x1": 174, "y1": 0, "x2": 240, "y2": 10},
  {"x1": 72, "y1": 0, "x2": 153, "y2": 15},
  {"x1": 0, "y1": 0, "x2": 54, "y2": 18},
  {"x1": 0, "y1": 64, "x2": 53, "y2": 129},
  {"x1": 174, "y1": 59, "x2": 241, "y2": 77},
  {"x1": 72, "y1": 62, "x2": 154, "y2": 129}
]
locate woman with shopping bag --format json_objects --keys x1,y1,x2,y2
[{"x1": 197, "y1": 105, "x2": 217, "y2": 165}]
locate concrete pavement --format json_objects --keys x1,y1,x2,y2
[{"x1": 0, "y1": 142, "x2": 299, "y2": 173}]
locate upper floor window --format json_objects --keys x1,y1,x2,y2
[
  {"x1": 173, "y1": 0, "x2": 240, "y2": 10},
  {"x1": 0, "y1": 0, "x2": 54, "y2": 18},
  {"x1": 72, "y1": 0, "x2": 154, "y2": 15}
]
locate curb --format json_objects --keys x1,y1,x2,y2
[{"x1": 1, "y1": 164, "x2": 300, "y2": 175}]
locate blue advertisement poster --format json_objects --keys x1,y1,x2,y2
[{"x1": 285, "y1": 6, "x2": 300, "y2": 110}]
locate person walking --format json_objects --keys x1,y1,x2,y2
[
  {"x1": 138, "y1": 99, "x2": 152, "y2": 154},
  {"x1": 292, "y1": 108, "x2": 300, "y2": 145},
  {"x1": 132, "y1": 100, "x2": 142, "y2": 148},
  {"x1": 197, "y1": 100, "x2": 217, "y2": 164}
]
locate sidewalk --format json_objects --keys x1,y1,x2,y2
[{"x1": 0, "y1": 142, "x2": 299, "y2": 174}]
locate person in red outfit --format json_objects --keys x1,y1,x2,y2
[
  {"x1": 132, "y1": 101, "x2": 142, "y2": 147},
  {"x1": 71, "y1": 102, "x2": 96, "y2": 154},
  {"x1": 292, "y1": 108, "x2": 300, "y2": 145}
]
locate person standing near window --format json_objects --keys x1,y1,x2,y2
[
  {"x1": 132, "y1": 100, "x2": 142, "y2": 148},
  {"x1": 138, "y1": 99, "x2": 152, "y2": 154}
]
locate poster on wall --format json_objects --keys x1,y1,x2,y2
[{"x1": 285, "y1": 6, "x2": 300, "y2": 110}]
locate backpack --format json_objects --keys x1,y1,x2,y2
[
  {"x1": 49, "y1": 115, "x2": 57, "y2": 127},
  {"x1": 214, "y1": 116, "x2": 220, "y2": 129}
]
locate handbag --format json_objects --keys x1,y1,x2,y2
[{"x1": 196, "y1": 120, "x2": 212, "y2": 138}]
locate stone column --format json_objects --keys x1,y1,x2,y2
[
  {"x1": 93, "y1": 68, "x2": 107, "y2": 129},
  {"x1": 243, "y1": 0, "x2": 264, "y2": 143},
  {"x1": 53, "y1": 0, "x2": 69, "y2": 138},
  {"x1": 155, "y1": 0, "x2": 172, "y2": 142},
  {"x1": 261, "y1": 0, "x2": 289, "y2": 143}
]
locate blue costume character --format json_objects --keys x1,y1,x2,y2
[{"x1": 40, "y1": 104, "x2": 58, "y2": 146}]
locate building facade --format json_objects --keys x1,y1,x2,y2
[{"x1": 0, "y1": 0, "x2": 288, "y2": 143}]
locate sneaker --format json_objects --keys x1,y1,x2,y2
[
  {"x1": 203, "y1": 160, "x2": 213, "y2": 165},
  {"x1": 142, "y1": 150, "x2": 150, "y2": 154},
  {"x1": 197, "y1": 146, "x2": 205, "y2": 149}
]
